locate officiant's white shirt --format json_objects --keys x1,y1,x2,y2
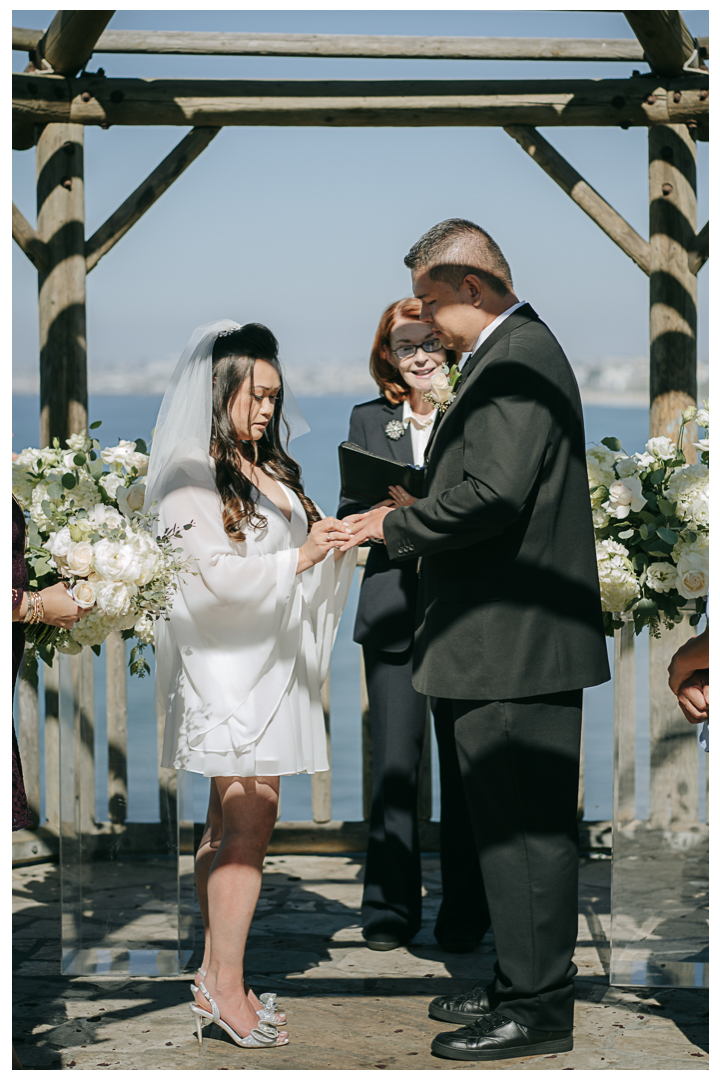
[
  {"x1": 402, "y1": 399, "x2": 436, "y2": 465},
  {"x1": 462, "y1": 299, "x2": 527, "y2": 367}
]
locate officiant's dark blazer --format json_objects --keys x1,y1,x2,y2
[
  {"x1": 338, "y1": 397, "x2": 421, "y2": 654},
  {"x1": 384, "y1": 304, "x2": 610, "y2": 700}
]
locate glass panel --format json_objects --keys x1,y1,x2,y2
[
  {"x1": 59, "y1": 652, "x2": 195, "y2": 976},
  {"x1": 610, "y1": 621, "x2": 709, "y2": 988}
]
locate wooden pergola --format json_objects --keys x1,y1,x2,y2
[{"x1": 12, "y1": 10, "x2": 709, "y2": 857}]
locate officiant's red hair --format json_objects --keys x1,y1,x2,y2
[{"x1": 369, "y1": 298, "x2": 459, "y2": 405}]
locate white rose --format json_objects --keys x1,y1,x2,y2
[
  {"x1": 696, "y1": 408, "x2": 709, "y2": 429},
  {"x1": 101, "y1": 440, "x2": 138, "y2": 470},
  {"x1": 133, "y1": 613, "x2": 155, "y2": 646},
  {"x1": 126, "y1": 451, "x2": 149, "y2": 476},
  {"x1": 592, "y1": 507, "x2": 610, "y2": 529},
  {"x1": 94, "y1": 579, "x2": 138, "y2": 618},
  {"x1": 68, "y1": 518, "x2": 94, "y2": 541},
  {"x1": 430, "y1": 371, "x2": 453, "y2": 404},
  {"x1": 70, "y1": 579, "x2": 97, "y2": 608},
  {"x1": 615, "y1": 456, "x2": 641, "y2": 479},
  {"x1": 44, "y1": 527, "x2": 73, "y2": 564},
  {"x1": 93, "y1": 538, "x2": 143, "y2": 583},
  {"x1": 645, "y1": 436, "x2": 676, "y2": 461},
  {"x1": 675, "y1": 552, "x2": 709, "y2": 601},
  {"x1": 66, "y1": 541, "x2": 95, "y2": 577},
  {"x1": 117, "y1": 481, "x2": 147, "y2": 519},
  {"x1": 66, "y1": 433, "x2": 88, "y2": 453},
  {"x1": 99, "y1": 471, "x2": 125, "y2": 500},
  {"x1": 634, "y1": 451, "x2": 655, "y2": 469},
  {"x1": 693, "y1": 438, "x2": 709, "y2": 455},
  {"x1": 645, "y1": 562, "x2": 678, "y2": 594},
  {"x1": 604, "y1": 477, "x2": 647, "y2": 519},
  {"x1": 86, "y1": 504, "x2": 125, "y2": 530},
  {"x1": 128, "y1": 529, "x2": 160, "y2": 586}
]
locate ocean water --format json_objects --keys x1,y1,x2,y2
[{"x1": 12, "y1": 395, "x2": 705, "y2": 826}]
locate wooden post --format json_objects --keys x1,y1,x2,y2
[
  {"x1": 44, "y1": 658, "x2": 60, "y2": 829},
  {"x1": 16, "y1": 660, "x2": 41, "y2": 829},
  {"x1": 311, "y1": 674, "x2": 332, "y2": 823},
  {"x1": 649, "y1": 619, "x2": 699, "y2": 830},
  {"x1": 648, "y1": 123, "x2": 698, "y2": 452},
  {"x1": 613, "y1": 623, "x2": 636, "y2": 825},
  {"x1": 72, "y1": 649, "x2": 95, "y2": 832},
  {"x1": 106, "y1": 633, "x2": 128, "y2": 824},
  {"x1": 36, "y1": 121, "x2": 87, "y2": 447}
]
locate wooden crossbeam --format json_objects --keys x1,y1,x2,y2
[
  {"x1": 623, "y1": 11, "x2": 707, "y2": 77},
  {"x1": 688, "y1": 221, "x2": 709, "y2": 276},
  {"x1": 504, "y1": 125, "x2": 650, "y2": 275},
  {"x1": 12, "y1": 73, "x2": 709, "y2": 129},
  {"x1": 32, "y1": 10, "x2": 116, "y2": 77},
  {"x1": 12, "y1": 202, "x2": 50, "y2": 273},
  {"x1": 13, "y1": 26, "x2": 659, "y2": 62},
  {"x1": 85, "y1": 127, "x2": 220, "y2": 272}
]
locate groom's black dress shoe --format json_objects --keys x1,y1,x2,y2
[
  {"x1": 431, "y1": 1011, "x2": 573, "y2": 1062},
  {"x1": 363, "y1": 932, "x2": 410, "y2": 952},
  {"x1": 428, "y1": 984, "x2": 492, "y2": 1025}
]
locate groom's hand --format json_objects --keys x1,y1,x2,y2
[{"x1": 338, "y1": 506, "x2": 393, "y2": 550}]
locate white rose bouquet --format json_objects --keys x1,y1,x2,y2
[
  {"x1": 12, "y1": 422, "x2": 194, "y2": 681},
  {"x1": 588, "y1": 403, "x2": 709, "y2": 637}
]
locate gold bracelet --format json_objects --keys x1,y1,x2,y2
[
  {"x1": 22, "y1": 592, "x2": 37, "y2": 624},
  {"x1": 35, "y1": 592, "x2": 45, "y2": 624}
]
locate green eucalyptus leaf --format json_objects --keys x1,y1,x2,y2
[
  {"x1": 90, "y1": 420, "x2": 102, "y2": 429},
  {"x1": 601, "y1": 437, "x2": 622, "y2": 452},
  {"x1": 46, "y1": 483, "x2": 63, "y2": 499},
  {"x1": 134, "y1": 438, "x2": 148, "y2": 454},
  {"x1": 91, "y1": 644, "x2": 102, "y2": 656},
  {"x1": 657, "y1": 497, "x2": 676, "y2": 517},
  {"x1": 648, "y1": 467, "x2": 665, "y2": 485},
  {"x1": 656, "y1": 526, "x2": 678, "y2": 546},
  {"x1": 73, "y1": 452, "x2": 87, "y2": 466},
  {"x1": 61, "y1": 472, "x2": 77, "y2": 490}
]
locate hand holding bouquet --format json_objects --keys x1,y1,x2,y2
[{"x1": 12, "y1": 423, "x2": 193, "y2": 679}]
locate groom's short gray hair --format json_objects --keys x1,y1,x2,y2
[{"x1": 404, "y1": 218, "x2": 513, "y2": 297}]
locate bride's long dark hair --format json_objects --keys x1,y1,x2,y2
[{"x1": 211, "y1": 324, "x2": 320, "y2": 542}]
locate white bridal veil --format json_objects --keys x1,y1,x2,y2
[{"x1": 144, "y1": 318, "x2": 310, "y2": 512}]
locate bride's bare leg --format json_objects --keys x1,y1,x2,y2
[
  {"x1": 194, "y1": 778, "x2": 223, "y2": 981},
  {"x1": 196, "y1": 775, "x2": 281, "y2": 1037}
]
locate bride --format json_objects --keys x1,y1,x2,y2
[{"x1": 144, "y1": 320, "x2": 356, "y2": 1049}]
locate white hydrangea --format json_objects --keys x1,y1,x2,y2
[
  {"x1": 592, "y1": 506, "x2": 610, "y2": 529},
  {"x1": 586, "y1": 445, "x2": 620, "y2": 501},
  {"x1": 29, "y1": 484, "x2": 55, "y2": 530},
  {"x1": 133, "y1": 613, "x2": 155, "y2": 646},
  {"x1": 615, "y1": 456, "x2": 641, "y2": 479},
  {"x1": 645, "y1": 562, "x2": 678, "y2": 594},
  {"x1": 595, "y1": 539, "x2": 640, "y2": 613},
  {"x1": 99, "y1": 471, "x2": 126, "y2": 500},
  {"x1": 665, "y1": 463, "x2": 709, "y2": 529}
]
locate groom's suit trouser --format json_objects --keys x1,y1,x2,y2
[{"x1": 452, "y1": 688, "x2": 583, "y2": 1032}]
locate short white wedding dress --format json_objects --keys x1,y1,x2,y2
[{"x1": 155, "y1": 447, "x2": 357, "y2": 778}]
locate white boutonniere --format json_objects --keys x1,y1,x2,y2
[
  {"x1": 384, "y1": 419, "x2": 405, "y2": 441},
  {"x1": 423, "y1": 363, "x2": 462, "y2": 414}
]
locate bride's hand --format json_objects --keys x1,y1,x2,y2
[
  {"x1": 297, "y1": 517, "x2": 350, "y2": 573},
  {"x1": 388, "y1": 485, "x2": 418, "y2": 508}
]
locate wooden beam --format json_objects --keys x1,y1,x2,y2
[
  {"x1": 505, "y1": 125, "x2": 650, "y2": 275},
  {"x1": 623, "y1": 11, "x2": 707, "y2": 77},
  {"x1": 85, "y1": 127, "x2": 220, "y2": 272},
  {"x1": 12, "y1": 202, "x2": 50, "y2": 273},
  {"x1": 688, "y1": 221, "x2": 708, "y2": 275},
  {"x1": 13, "y1": 73, "x2": 709, "y2": 129},
  {"x1": 13, "y1": 26, "x2": 654, "y2": 61},
  {"x1": 33, "y1": 10, "x2": 115, "y2": 77}
]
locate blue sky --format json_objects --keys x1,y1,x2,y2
[{"x1": 12, "y1": 7, "x2": 709, "y2": 382}]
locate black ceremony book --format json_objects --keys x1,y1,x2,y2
[{"x1": 338, "y1": 441, "x2": 425, "y2": 506}]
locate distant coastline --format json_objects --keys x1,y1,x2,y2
[{"x1": 12, "y1": 356, "x2": 709, "y2": 411}]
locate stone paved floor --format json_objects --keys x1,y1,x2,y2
[{"x1": 13, "y1": 854, "x2": 709, "y2": 1070}]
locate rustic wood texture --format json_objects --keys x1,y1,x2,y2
[
  {"x1": 106, "y1": 632, "x2": 128, "y2": 825},
  {"x1": 623, "y1": 10, "x2": 706, "y2": 77},
  {"x1": 71, "y1": 649, "x2": 96, "y2": 832},
  {"x1": 12, "y1": 202, "x2": 50, "y2": 272},
  {"x1": 311, "y1": 674, "x2": 333, "y2": 824},
  {"x1": 33, "y1": 10, "x2": 115, "y2": 77},
  {"x1": 648, "y1": 621, "x2": 699, "y2": 829},
  {"x1": 85, "y1": 126, "x2": 220, "y2": 272},
  {"x1": 17, "y1": 660, "x2": 41, "y2": 829},
  {"x1": 13, "y1": 72, "x2": 709, "y2": 129},
  {"x1": 36, "y1": 122, "x2": 88, "y2": 447},
  {"x1": 505, "y1": 124, "x2": 651, "y2": 275},
  {"x1": 648, "y1": 124, "x2": 697, "y2": 451},
  {"x1": 688, "y1": 220, "x2": 708, "y2": 276},
  {"x1": 613, "y1": 622, "x2": 636, "y2": 825},
  {"x1": 13, "y1": 26, "x2": 653, "y2": 61}
]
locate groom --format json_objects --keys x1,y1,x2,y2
[{"x1": 341, "y1": 219, "x2": 610, "y2": 1062}]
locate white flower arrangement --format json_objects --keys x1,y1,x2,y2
[
  {"x1": 588, "y1": 404, "x2": 709, "y2": 637},
  {"x1": 12, "y1": 423, "x2": 193, "y2": 681}
]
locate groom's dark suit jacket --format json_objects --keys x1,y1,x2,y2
[{"x1": 384, "y1": 303, "x2": 610, "y2": 701}]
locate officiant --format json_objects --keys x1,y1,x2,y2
[{"x1": 338, "y1": 298, "x2": 490, "y2": 952}]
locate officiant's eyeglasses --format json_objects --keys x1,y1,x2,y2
[{"x1": 392, "y1": 337, "x2": 444, "y2": 362}]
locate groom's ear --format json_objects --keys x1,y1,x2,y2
[{"x1": 463, "y1": 273, "x2": 485, "y2": 308}]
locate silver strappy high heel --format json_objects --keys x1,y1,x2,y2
[
  {"x1": 190, "y1": 982, "x2": 289, "y2": 1048},
  {"x1": 190, "y1": 969, "x2": 287, "y2": 1025}
]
